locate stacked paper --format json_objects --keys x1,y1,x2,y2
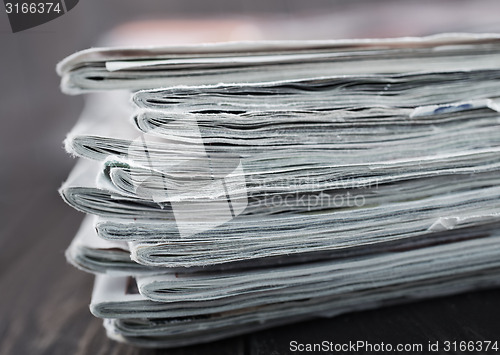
[{"x1": 58, "y1": 34, "x2": 500, "y2": 348}]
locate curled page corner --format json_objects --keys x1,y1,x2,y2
[
  {"x1": 427, "y1": 217, "x2": 460, "y2": 232},
  {"x1": 428, "y1": 212, "x2": 500, "y2": 232},
  {"x1": 486, "y1": 98, "x2": 500, "y2": 112}
]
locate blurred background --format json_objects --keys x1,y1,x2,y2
[{"x1": 2, "y1": 1, "x2": 500, "y2": 354}]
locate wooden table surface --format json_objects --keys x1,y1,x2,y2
[{"x1": 2, "y1": 1, "x2": 500, "y2": 354}]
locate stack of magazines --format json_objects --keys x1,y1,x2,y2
[{"x1": 58, "y1": 34, "x2": 500, "y2": 348}]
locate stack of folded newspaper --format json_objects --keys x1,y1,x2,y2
[{"x1": 58, "y1": 34, "x2": 500, "y2": 348}]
